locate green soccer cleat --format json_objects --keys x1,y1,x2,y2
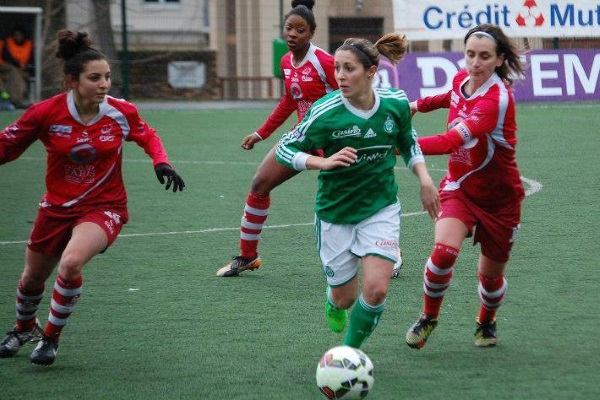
[
  {"x1": 216, "y1": 255, "x2": 261, "y2": 277},
  {"x1": 474, "y1": 319, "x2": 498, "y2": 348},
  {"x1": 325, "y1": 302, "x2": 347, "y2": 333},
  {"x1": 406, "y1": 314, "x2": 438, "y2": 349}
]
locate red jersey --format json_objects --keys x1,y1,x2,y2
[
  {"x1": 416, "y1": 69, "x2": 524, "y2": 211},
  {"x1": 0, "y1": 92, "x2": 170, "y2": 219},
  {"x1": 256, "y1": 43, "x2": 337, "y2": 139}
]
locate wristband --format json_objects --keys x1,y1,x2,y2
[
  {"x1": 291, "y1": 152, "x2": 311, "y2": 171},
  {"x1": 253, "y1": 131, "x2": 264, "y2": 140}
]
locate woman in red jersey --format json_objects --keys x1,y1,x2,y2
[
  {"x1": 216, "y1": 0, "x2": 339, "y2": 277},
  {"x1": 0, "y1": 29, "x2": 184, "y2": 366},
  {"x1": 405, "y1": 24, "x2": 526, "y2": 349}
]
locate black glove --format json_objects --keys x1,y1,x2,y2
[{"x1": 154, "y1": 163, "x2": 185, "y2": 192}]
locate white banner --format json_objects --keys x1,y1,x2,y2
[{"x1": 393, "y1": 0, "x2": 600, "y2": 40}]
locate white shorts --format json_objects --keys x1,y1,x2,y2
[{"x1": 316, "y1": 202, "x2": 401, "y2": 287}]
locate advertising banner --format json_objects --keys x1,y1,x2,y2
[
  {"x1": 375, "y1": 49, "x2": 600, "y2": 102},
  {"x1": 393, "y1": 0, "x2": 600, "y2": 40}
]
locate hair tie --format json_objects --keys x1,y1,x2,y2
[{"x1": 347, "y1": 42, "x2": 374, "y2": 67}]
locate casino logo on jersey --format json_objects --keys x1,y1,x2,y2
[{"x1": 332, "y1": 125, "x2": 362, "y2": 139}]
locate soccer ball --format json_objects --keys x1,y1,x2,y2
[{"x1": 316, "y1": 346, "x2": 374, "y2": 399}]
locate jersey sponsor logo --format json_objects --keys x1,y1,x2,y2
[
  {"x1": 450, "y1": 146, "x2": 473, "y2": 166},
  {"x1": 384, "y1": 115, "x2": 395, "y2": 134},
  {"x1": 100, "y1": 124, "x2": 115, "y2": 141},
  {"x1": 103, "y1": 210, "x2": 121, "y2": 224},
  {"x1": 2, "y1": 124, "x2": 18, "y2": 139},
  {"x1": 375, "y1": 239, "x2": 399, "y2": 248},
  {"x1": 286, "y1": 128, "x2": 305, "y2": 143},
  {"x1": 100, "y1": 135, "x2": 115, "y2": 142},
  {"x1": 355, "y1": 147, "x2": 393, "y2": 164},
  {"x1": 49, "y1": 124, "x2": 73, "y2": 138},
  {"x1": 290, "y1": 82, "x2": 303, "y2": 100},
  {"x1": 77, "y1": 131, "x2": 92, "y2": 144},
  {"x1": 64, "y1": 164, "x2": 96, "y2": 184},
  {"x1": 363, "y1": 128, "x2": 377, "y2": 139},
  {"x1": 297, "y1": 100, "x2": 312, "y2": 116},
  {"x1": 301, "y1": 66, "x2": 314, "y2": 82},
  {"x1": 455, "y1": 122, "x2": 472, "y2": 141},
  {"x1": 104, "y1": 220, "x2": 115, "y2": 235},
  {"x1": 49, "y1": 125, "x2": 72, "y2": 134},
  {"x1": 451, "y1": 90, "x2": 460, "y2": 105},
  {"x1": 332, "y1": 125, "x2": 362, "y2": 139},
  {"x1": 100, "y1": 124, "x2": 112, "y2": 135},
  {"x1": 69, "y1": 143, "x2": 98, "y2": 164},
  {"x1": 103, "y1": 210, "x2": 122, "y2": 234}
]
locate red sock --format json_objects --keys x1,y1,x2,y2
[
  {"x1": 15, "y1": 280, "x2": 44, "y2": 333},
  {"x1": 478, "y1": 274, "x2": 507, "y2": 323},
  {"x1": 44, "y1": 275, "x2": 83, "y2": 342},
  {"x1": 240, "y1": 192, "x2": 270, "y2": 259},
  {"x1": 423, "y1": 243, "x2": 459, "y2": 317}
]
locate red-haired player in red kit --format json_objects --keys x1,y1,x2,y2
[
  {"x1": 405, "y1": 24, "x2": 526, "y2": 349},
  {"x1": 0, "y1": 29, "x2": 184, "y2": 366},
  {"x1": 216, "y1": 0, "x2": 339, "y2": 277}
]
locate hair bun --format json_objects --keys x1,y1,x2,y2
[{"x1": 291, "y1": 0, "x2": 315, "y2": 10}]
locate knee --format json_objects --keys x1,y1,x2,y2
[
  {"x1": 58, "y1": 252, "x2": 85, "y2": 279},
  {"x1": 20, "y1": 270, "x2": 47, "y2": 289},
  {"x1": 249, "y1": 179, "x2": 267, "y2": 194},
  {"x1": 249, "y1": 172, "x2": 276, "y2": 195},
  {"x1": 362, "y1": 285, "x2": 388, "y2": 306},
  {"x1": 331, "y1": 290, "x2": 358, "y2": 310}
]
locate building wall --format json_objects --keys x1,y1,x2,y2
[
  {"x1": 61, "y1": 0, "x2": 580, "y2": 100},
  {"x1": 67, "y1": 0, "x2": 209, "y2": 51}
]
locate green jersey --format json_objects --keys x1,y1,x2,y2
[{"x1": 276, "y1": 88, "x2": 425, "y2": 224}]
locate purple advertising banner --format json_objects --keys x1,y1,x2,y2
[{"x1": 376, "y1": 49, "x2": 600, "y2": 102}]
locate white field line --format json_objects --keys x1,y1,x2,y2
[{"x1": 0, "y1": 159, "x2": 542, "y2": 245}]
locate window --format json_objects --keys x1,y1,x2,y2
[{"x1": 328, "y1": 18, "x2": 383, "y2": 54}]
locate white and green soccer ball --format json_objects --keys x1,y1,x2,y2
[{"x1": 316, "y1": 345, "x2": 374, "y2": 399}]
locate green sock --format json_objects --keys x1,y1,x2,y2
[{"x1": 343, "y1": 294, "x2": 386, "y2": 348}]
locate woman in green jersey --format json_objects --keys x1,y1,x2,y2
[{"x1": 275, "y1": 33, "x2": 439, "y2": 348}]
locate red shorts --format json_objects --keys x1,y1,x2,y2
[
  {"x1": 28, "y1": 206, "x2": 126, "y2": 257},
  {"x1": 438, "y1": 190, "x2": 521, "y2": 263}
]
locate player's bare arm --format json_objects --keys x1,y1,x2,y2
[{"x1": 306, "y1": 147, "x2": 357, "y2": 170}]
